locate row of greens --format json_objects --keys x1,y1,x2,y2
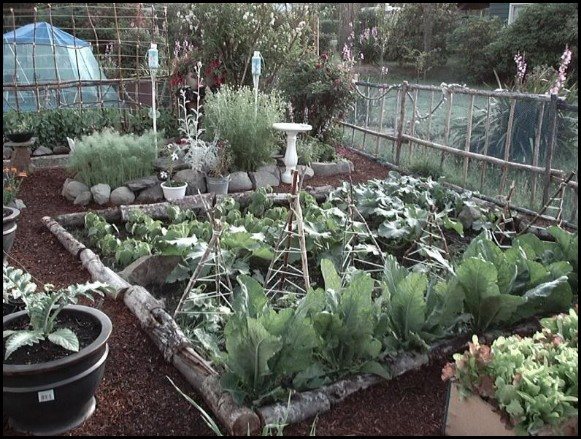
[{"x1": 78, "y1": 173, "x2": 578, "y2": 408}]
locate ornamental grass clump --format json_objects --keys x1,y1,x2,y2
[
  {"x1": 68, "y1": 128, "x2": 158, "y2": 189},
  {"x1": 203, "y1": 86, "x2": 285, "y2": 172}
]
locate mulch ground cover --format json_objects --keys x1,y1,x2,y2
[{"x1": 3, "y1": 149, "x2": 450, "y2": 436}]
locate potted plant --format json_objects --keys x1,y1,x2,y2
[
  {"x1": 3, "y1": 265, "x2": 114, "y2": 435},
  {"x1": 3, "y1": 167, "x2": 24, "y2": 264},
  {"x1": 4, "y1": 112, "x2": 34, "y2": 143},
  {"x1": 160, "y1": 143, "x2": 188, "y2": 201},
  {"x1": 441, "y1": 309, "x2": 578, "y2": 436},
  {"x1": 205, "y1": 140, "x2": 232, "y2": 194}
]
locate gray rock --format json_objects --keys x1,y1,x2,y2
[
  {"x1": 250, "y1": 170, "x2": 280, "y2": 189},
  {"x1": 53, "y1": 145, "x2": 70, "y2": 155},
  {"x1": 63, "y1": 180, "x2": 89, "y2": 201},
  {"x1": 457, "y1": 204, "x2": 482, "y2": 230},
  {"x1": 32, "y1": 145, "x2": 53, "y2": 156},
  {"x1": 296, "y1": 165, "x2": 315, "y2": 180},
  {"x1": 125, "y1": 175, "x2": 160, "y2": 192},
  {"x1": 14, "y1": 198, "x2": 26, "y2": 209},
  {"x1": 311, "y1": 160, "x2": 353, "y2": 177},
  {"x1": 154, "y1": 157, "x2": 190, "y2": 173},
  {"x1": 256, "y1": 164, "x2": 280, "y2": 180},
  {"x1": 91, "y1": 183, "x2": 111, "y2": 205},
  {"x1": 173, "y1": 169, "x2": 206, "y2": 195},
  {"x1": 228, "y1": 171, "x2": 253, "y2": 192},
  {"x1": 73, "y1": 190, "x2": 92, "y2": 206},
  {"x1": 110, "y1": 186, "x2": 135, "y2": 205},
  {"x1": 118, "y1": 255, "x2": 182, "y2": 286},
  {"x1": 136, "y1": 183, "x2": 164, "y2": 203},
  {"x1": 61, "y1": 178, "x2": 72, "y2": 197},
  {"x1": 3, "y1": 147, "x2": 12, "y2": 159}
]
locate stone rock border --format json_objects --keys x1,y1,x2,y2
[
  {"x1": 43, "y1": 190, "x2": 544, "y2": 435},
  {"x1": 59, "y1": 159, "x2": 354, "y2": 207}
]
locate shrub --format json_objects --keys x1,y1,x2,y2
[
  {"x1": 297, "y1": 136, "x2": 337, "y2": 165},
  {"x1": 447, "y1": 15, "x2": 503, "y2": 83},
  {"x1": 68, "y1": 128, "x2": 158, "y2": 188},
  {"x1": 278, "y1": 53, "x2": 355, "y2": 141},
  {"x1": 486, "y1": 3, "x2": 578, "y2": 83},
  {"x1": 203, "y1": 86, "x2": 285, "y2": 172}
]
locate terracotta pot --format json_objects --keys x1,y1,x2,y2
[
  {"x1": 3, "y1": 305, "x2": 112, "y2": 436},
  {"x1": 3, "y1": 206, "x2": 20, "y2": 264}
]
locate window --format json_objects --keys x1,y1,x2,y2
[{"x1": 508, "y1": 3, "x2": 533, "y2": 24}]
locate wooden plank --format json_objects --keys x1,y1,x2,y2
[{"x1": 440, "y1": 91, "x2": 453, "y2": 169}]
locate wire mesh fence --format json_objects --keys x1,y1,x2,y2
[
  {"x1": 341, "y1": 81, "x2": 578, "y2": 227},
  {"x1": 3, "y1": 3, "x2": 174, "y2": 113}
]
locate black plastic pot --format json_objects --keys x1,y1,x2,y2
[
  {"x1": 6, "y1": 132, "x2": 34, "y2": 143},
  {"x1": 3, "y1": 305, "x2": 112, "y2": 436},
  {"x1": 3, "y1": 206, "x2": 20, "y2": 264}
]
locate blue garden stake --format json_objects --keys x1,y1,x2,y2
[
  {"x1": 252, "y1": 51, "x2": 261, "y2": 116},
  {"x1": 148, "y1": 43, "x2": 159, "y2": 156}
]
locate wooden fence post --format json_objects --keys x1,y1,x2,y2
[
  {"x1": 542, "y1": 94, "x2": 559, "y2": 205},
  {"x1": 394, "y1": 81, "x2": 408, "y2": 166}
]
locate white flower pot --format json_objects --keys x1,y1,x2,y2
[{"x1": 161, "y1": 182, "x2": 188, "y2": 201}]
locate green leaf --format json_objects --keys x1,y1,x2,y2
[
  {"x1": 234, "y1": 275, "x2": 268, "y2": 318},
  {"x1": 4, "y1": 331, "x2": 45, "y2": 360},
  {"x1": 321, "y1": 258, "x2": 341, "y2": 292},
  {"x1": 359, "y1": 360, "x2": 391, "y2": 379},
  {"x1": 48, "y1": 328, "x2": 80, "y2": 352},
  {"x1": 443, "y1": 215, "x2": 464, "y2": 236},
  {"x1": 389, "y1": 272, "x2": 428, "y2": 336},
  {"x1": 456, "y1": 257, "x2": 500, "y2": 314},
  {"x1": 517, "y1": 276, "x2": 573, "y2": 320}
]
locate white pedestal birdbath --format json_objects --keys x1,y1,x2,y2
[{"x1": 273, "y1": 122, "x2": 312, "y2": 184}]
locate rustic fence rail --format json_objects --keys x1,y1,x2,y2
[{"x1": 340, "y1": 80, "x2": 579, "y2": 226}]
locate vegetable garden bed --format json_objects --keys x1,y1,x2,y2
[{"x1": 42, "y1": 173, "x2": 578, "y2": 435}]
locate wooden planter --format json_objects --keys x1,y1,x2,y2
[{"x1": 443, "y1": 383, "x2": 578, "y2": 436}]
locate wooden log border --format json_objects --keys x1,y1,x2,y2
[{"x1": 42, "y1": 189, "x2": 553, "y2": 434}]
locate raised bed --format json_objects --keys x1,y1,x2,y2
[{"x1": 42, "y1": 189, "x2": 561, "y2": 435}]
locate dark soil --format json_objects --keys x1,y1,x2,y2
[
  {"x1": 3, "y1": 311, "x2": 100, "y2": 365},
  {"x1": 3, "y1": 151, "x2": 451, "y2": 436}
]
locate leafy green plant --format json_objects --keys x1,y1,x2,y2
[
  {"x1": 278, "y1": 53, "x2": 354, "y2": 141},
  {"x1": 442, "y1": 308, "x2": 578, "y2": 435},
  {"x1": 68, "y1": 128, "x2": 158, "y2": 188},
  {"x1": 297, "y1": 136, "x2": 337, "y2": 165},
  {"x1": 204, "y1": 86, "x2": 285, "y2": 172},
  {"x1": 2, "y1": 265, "x2": 113, "y2": 360},
  {"x1": 3, "y1": 167, "x2": 24, "y2": 205}
]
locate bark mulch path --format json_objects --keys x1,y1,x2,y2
[{"x1": 3, "y1": 150, "x2": 450, "y2": 436}]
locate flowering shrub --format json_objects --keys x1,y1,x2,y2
[
  {"x1": 356, "y1": 27, "x2": 381, "y2": 64},
  {"x1": 278, "y1": 53, "x2": 355, "y2": 141},
  {"x1": 176, "y1": 4, "x2": 312, "y2": 88}
]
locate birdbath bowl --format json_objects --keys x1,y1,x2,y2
[{"x1": 273, "y1": 122, "x2": 312, "y2": 184}]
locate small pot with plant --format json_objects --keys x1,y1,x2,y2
[
  {"x1": 3, "y1": 265, "x2": 114, "y2": 436},
  {"x1": 3, "y1": 167, "x2": 24, "y2": 264},
  {"x1": 160, "y1": 143, "x2": 188, "y2": 201},
  {"x1": 205, "y1": 140, "x2": 232, "y2": 194},
  {"x1": 5, "y1": 112, "x2": 34, "y2": 143}
]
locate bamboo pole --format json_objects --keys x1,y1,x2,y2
[
  {"x1": 499, "y1": 99, "x2": 516, "y2": 195},
  {"x1": 394, "y1": 81, "x2": 408, "y2": 166},
  {"x1": 530, "y1": 102, "x2": 545, "y2": 207},
  {"x1": 10, "y1": 9, "x2": 20, "y2": 113},
  {"x1": 113, "y1": 3, "x2": 128, "y2": 124},
  {"x1": 409, "y1": 88, "x2": 419, "y2": 160},
  {"x1": 375, "y1": 92, "x2": 386, "y2": 157},
  {"x1": 479, "y1": 97, "x2": 492, "y2": 192},
  {"x1": 31, "y1": 7, "x2": 41, "y2": 112},
  {"x1": 462, "y1": 94, "x2": 475, "y2": 186},
  {"x1": 85, "y1": 3, "x2": 104, "y2": 109},
  {"x1": 543, "y1": 94, "x2": 559, "y2": 205},
  {"x1": 71, "y1": 13, "x2": 84, "y2": 112},
  {"x1": 440, "y1": 90, "x2": 453, "y2": 169},
  {"x1": 47, "y1": 5, "x2": 63, "y2": 107},
  {"x1": 427, "y1": 90, "x2": 434, "y2": 142},
  {"x1": 362, "y1": 85, "x2": 370, "y2": 151}
]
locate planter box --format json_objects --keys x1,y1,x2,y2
[{"x1": 444, "y1": 383, "x2": 578, "y2": 436}]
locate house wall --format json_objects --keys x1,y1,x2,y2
[{"x1": 487, "y1": 3, "x2": 510, "y2": 22}]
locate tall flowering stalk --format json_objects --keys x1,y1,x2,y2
[
  {"x1": 514, "y1": 52, "x2": 527, "y2": 88},
  {"x1": 549, "y1": 45, "x2": 572, "y2": 96}
]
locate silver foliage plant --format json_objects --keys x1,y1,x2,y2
[{"x1": 179, "y1": 62, "x2": 219, "y2": 174}]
